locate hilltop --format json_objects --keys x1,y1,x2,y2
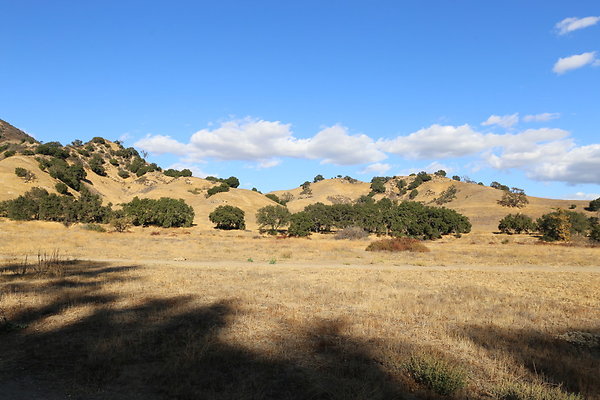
[{"x1": 0, "y1": 120, "x2": 593, "y2": 231}]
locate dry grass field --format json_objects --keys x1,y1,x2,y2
[{"x1": 1, "y1": 221, "x2": 599, "y2": 399}]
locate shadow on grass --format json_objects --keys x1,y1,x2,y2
[
  {"x1": 457, "y1": 324, "x2": 600, "y2": 398},
  {"x1": 1, "y1": 260, "x2": 415, "y2": 400}
]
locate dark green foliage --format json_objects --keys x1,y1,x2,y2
[
  {"x1": 370, "y1": 180, "x2": 386, "y2": 194},
  {"x1": 497, "y1": 187, "x2": 528, "y2": 208},
  {"x1": 491, "y1": 181, "x2": 510, "y2": 191},
  {"x1": 287, "y1": 211, "x2": 313, "y2": 237},
  {"x1": 20, "y1": 149, "x2": 35, "y2": 156},
  {"x1": 91, "y1": 137, "x2": 106, "y2": 144},
  {"x1": 127, "y1": 157, "x2": 146, "y2": 174},
  {"x1": 121, "y1": 197, "x2": 194, "y2": 228},
  {"x1": 452, "y1": 175, "x2": 461, "y2": 181},
  {"x1": 114, "y1": 147, "x2": 139, "y2": 159},
  {"x1": 265, "y1": 193, "x2": 289, "y2": 205},
  {"x1": 71, "y1": 139, "x2": 83, "y2": 147},
  {"x1": 313, "y1": 174, "x2": 324, "y2": 183},
  {"x1": 14, "y1": 167, "x2": 35, "y2": 182},
  {"x1": 89, "y1": 154, "x2": 107, "y2": 176},
  {"x1": 300, "y1": 181, "x2": 312, "y2": 196},
  {"x1": 163, "y1": 168, "x2": 193, "y2": 178},
  {"x1": 0, "y1": 144, "x2": 9, "y2": 152},
  {"x1": 256, "y1": 205, "x2": 291, "y2": 233},
  {"x1": 118, "y1": 169, "x2": 130, "y2": 179},
  {"x1": 587, "y1": 197, "x2": 600, "y2": 211},
  {"x1": 408, "y1": 172, "x2": 431, "y2": 190},
  {"x1": 35, "y1": 142, "x2": 70, "y2": 159},
  {"x1": 590, "y1": 223, "x2": 600, "y2": 242},
  {"x1": 209, "y1": 205, "x2": 245, "y2": 230},
  {"x1": 55, "y1": 182, "x2": 69, "y2": 195},
  {"x1": 405, "y1": 355, "x2": 466, "y2": 395},
  {"x1": 396, "y1": 179, "x2": 406, "y2": 190},
  {"x1": 206, "y1": 183, "x2": 230, "y2": 197},
  {"x1": 4, "y1": 150, "x2": 16, "y2": 157},
  {"x1": 38, "y1": 157, "x2": 87, "y2": 191},
  {"x1": 498, "y1": 213, "x2": 536, "y2": 234},
  {"x1": 434, "y1": 170, "x2": 447, "y2": 177},
  {"x1": 77, "y1": 148, "x2": 90, "y2": 157},
  {"x1": 343, "y1": 175, "x2": 358, "y2": 183},
  {"x1": 433, "y1": 185, "x2": 458, "y2": 205},
  {"x1": 537, "y1": 210, "x2": 574, "y2": 242},
  {"x1": 409, "y1": 189, "x2": 418, "y2": 199},
  {"x1": 0, "y1": 187, "x2": 110, "y2": 224},
  {"x1": 109, "y1": 158, "x2": 119, "y2": 166},
  {"x1": 204, "y1": 176, "x2": 240, "y2": 188},
  {"x1": 298, "y1": 199, "x2": 470, "y2": 239},
  {"x1": 301, "y1": 181, "x2": 311, "y2": 190}
]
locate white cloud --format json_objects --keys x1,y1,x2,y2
[
  {"x1": 553, "y1": 52, "x2": 597, "y2": 74},
  {"x1": 380, "y1": 124, "x2": 490, "y2": 159},
  {"x1": 481, "y1": 113, "x2": 519, "y2": 128},
  {"x1": 555, "y1": 16, "x2": 600, "y2": 35},
  {"x1": 564, "y1": 192, "x2": 600, "y2": 200},
  {"x1": 359, "y1": 162, "x2": 391, "y2": 175},
  {"x1": 523, "y1": 113, "x2": 560, "y2": 122},
  {"x1": 135, "y1": 118, "x2": 385, "y2": 168}
]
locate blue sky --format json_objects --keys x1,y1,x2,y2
[{"x1": 1, "y1": 1, "x2": 599, "y2": 199}]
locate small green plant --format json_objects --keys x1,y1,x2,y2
[
  {"x1": 268, "y1": 258, "x2": 277, "y2": 264},
  {"x1": 14, "y1": 167, "x2": 35, "y2": 182},
  {"x1": 493, "y1": 381, "x2": 583, "y2": 400},
  {"x1": 404, "y1": 354, "x2": 467, "y2": 396},
  {"x1": 246, "y1": 258, "x2": 254, "y2": 262}
]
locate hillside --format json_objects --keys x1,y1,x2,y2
[{"x1": 0, "y1": 120, "x2": 594, "y2": 231}]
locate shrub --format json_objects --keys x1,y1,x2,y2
[
  {"x1": 498, "y1": 187, "x2": 529, "y2": 208},
  {"x1": 300, "y1": 181, "x2": 312, "y2": 196},
  {"x1": 370, "y1": 177, "x2": 387, "y2": 194},
  {"x1": 537, "y1": 210, "x2": 572, "y2": 242},
  {"x1": 118, "y1": 169, "x2": 130, "y2": 179},
  {"x1": 452, "y1": 175, "x2": 461, "y2": 181},
  {"x1": 590, "y1": 223, "x2": 600, "y2": 242},
  {"x1": 256, "y1": 205, "x2": 291, "y2": 233},
  {"x1": 4, "y1": 150, "x2": 16, "y2": 157},
  {"x1": 206, "y1": 183, "x2": 230, "y2": 197},
  {"x1": 498, "y1": 213, "x2": 536, "y2": 234},
  {"x1": 491, "y1": 181, "x2": 510, "y2": 191},
  {"x1": 14, "y1": 167, "x2": 35, "y2": 182},
  {"x1": 39, "y1": 158, "x2": 86, "y2": 191},
  {"x1": 55, "y1": 182, "x2": 69, "y2": 195},
  {"x1": 209, "y1": 205, "x2": 245, "y2": 230},
  {"x1": 20, "y1": 149, "x2": 35, "y2": 156},
  {"x1": 434, "y1": 170, "x2": 446, "y2": 177},
  {"x1": 404, "y1": 355, "x2": 467, "y2": 396},
  {"x1": 313, "y1": 174, "x2": 324, "y2": 183},
  {"x1": 35, "y1": 142, "x2": 69, "y2": 158},
  {"x1": 366, "y1": 238, "x2": 430, "y2": 252},
  {"x1": 588, "y1": 197, "x2": 600, "y2": 211},
  {"x1": 334, "y1": 226, "x2": 368, "y2": 240},
  {"x1": 287, "y1": 211, "x2": 313, "y2": 237},
  {"x1": 110, "y1": 216, "x2": 132, "y2": 232},
  {"x1": 109, "y1": 158, "x2": 119, "y2": 166},
  {"x1": 82, "y1": 223, "x2": 106, "y2": 232},
  {"x1": 121, "y1": 197, "x2": 194, "y2": 228},
  {"x1": 163, "y1": 168, "x2": 192, "y2": 178},
  {"x1": 493, "y1": 381, "x2": 583, "y2": 400},
  {"x1": 434, "y1": 185, "x2": 458, "y2": 205},
  {"x1": 409, "y1": 189, "x2": 419, "y2": 199}
]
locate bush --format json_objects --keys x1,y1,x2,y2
[
  {"x1": 88, "y1": 155, "x2": 107, "y2": 176},
  {"x1": 38, "y1": 157, "x2": 86, "y2": 191},
  {"x1": 82, "y1": 223, "x2": 106, "y2": 232},
  {"x1": 35, "y1": 142, "x2": 69, "y2": 158},
  {"x1": 588, "y1": 197, "x2": 600, "y2": 211},
  {"x1": 121, "y1": 197, "x2": 194, "y2": 228},
  {"x1": 163, "y1": 168, "x2": 192, "y2": 178},
  {"x1": 434, "y1": 185, "x2": 457, "y2": 205},
  {"x1": 452, "y1": 175, "x2": 461, "y2": 181},
  {"x1": 206, "y1": 183, "x2": 230, "y2": 197},
  {"x1": 537, "y1": 210, "x2": 591, "y2": 241},
  {"x1": 4, "y1": 150, "x2": 16, "y2": 157},
  {"x1": 14, "y1": 167, "x2": 35, "y2": 182},
  {"x1": 209, "y1": 205, "x2": 245, "y2": 230},
  {"x1": 493, "y1": 381, "x2": 582, "y2": 400},
  {"x1": 313, "y1": 174, "x2": 324, "y2": 183},
  {"x1": 491, "y1": 181, "x2": 510, "y2": 191},
  {"x1": 498, "y1": 187, "x2": 529, "y2": 208},
  {"x1": 109, "y1": 158, "x2": 119, "y2": 166},
  {"x1": 334, "y1": 226, "x2": 368, "y2": 240},
  {"x1": 256, "y1": 205, "x2": 291, "y2": 233},
  {"x1": 590, "y1": 224, "x2": 600, "y2": 242},
  {"x1": 404, "y1": 355, "x2": 466, "y2": 396},
  {"x1": 287, "y1": 211, "x2": 313, "y2": 237},
  {"x1": 370, "y1": 177, "x2": 387, "y2": 194},
  {"x1": 366, "y1": 238, "x2": 430, "y2": 252},
  {"x1": 498, "y1": 213, "x2": 536, "y2": 234},
  {"x1": 409, "y1": 189, "x2": 419, "y2": 199},
  {"x1": 55, "y1": 182, "x2": 69, "y2": 195},
  {"x1": 110, "y1": 215, "x2": 132, "y2": 232},
  {"x1": 434, "y1": 170, "x2": 446, "y2": 177},
  {"x1": 20, "y1": 149, "x2": 35, "y2": 156},
  {"x1": 118, "y1": 169, "x2": 130, "y2": 179}
]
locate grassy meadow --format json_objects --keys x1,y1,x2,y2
[{"x1": 1, "y1": 220, "x2": 599, "y2": 399}]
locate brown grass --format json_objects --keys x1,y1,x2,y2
[{"x1": 366, "y1": 237, "x2": 431, "y2": 252}]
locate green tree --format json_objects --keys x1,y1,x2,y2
[
  {"x1": 256, "y1": 205, "x2": 291, "y2": 234},
  {"x1": 537, "y1": 210, "x2": 572, "y2": 242},
  {"x1": 288, "y1": 212, "x2": 313, "y2": 237},
  {"x1": 122, "y1": 197, "x2": 194, "y2": 228},
  {"x1": 313, "y1": 174, "x2": 324, "y2": 183},
  {"x1": 498, "y1": 213, "x2": 536, "y2": 234},
  {"x1": 497, "y1": 187, "x2": 528, "y2": 208},
  {"x1": 209, "y1": 205, "x2": 245, "y2": 230},
  {"x1": 588, "y1": 197, "x2": 600, "y2": 211}
]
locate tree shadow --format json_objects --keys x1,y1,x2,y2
[
  {"x1": 1, "y1": 261, "x2": 422, "y2": 400},
  {"x1": 456, "y1": 324, "x2": 599, "y2": 397}
]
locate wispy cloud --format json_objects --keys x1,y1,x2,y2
[
  {"x1": 555, "y1": 16, "x2": 600, "y2": 35},
  {"x1": 523, "y1": 113, "x2": 560, "y2": 122},
  {"x1": 553, "y1": 52, "x2": 597, "y2": 74},
  {"x1": 564, "y1": 192, "x2": 600, "y2": 201},
  {"x1": 359, "y1": 162, "x2": 391, "y2": 175},
  {"x1": 481, "y1": 113, "x2": 519, "y2": 128}
]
